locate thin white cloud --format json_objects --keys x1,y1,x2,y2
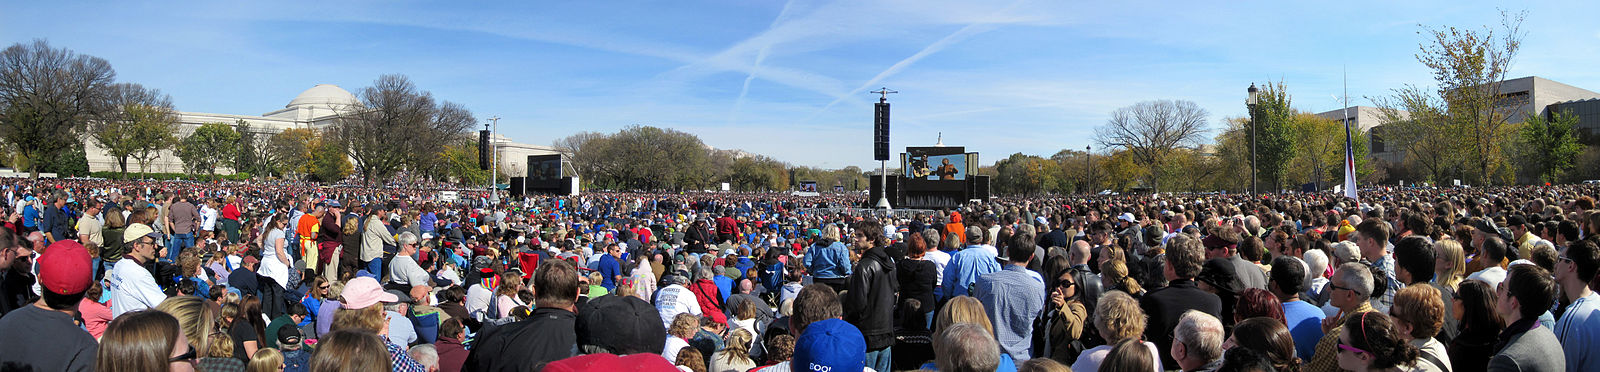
[
  {"x1": 809, "y1": 0, "x2": 1031, "y2": 120},
  {"x1": 730, "y1": 0, "x2": 800, "y2": 125}
]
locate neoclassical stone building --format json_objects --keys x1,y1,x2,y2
[{"x1": 84, "y1": 84, "x2": 560, "y2": 177}]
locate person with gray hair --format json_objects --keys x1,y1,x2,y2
[
  {"x1": 920, "y1": 228, "x2": 952, "y2": 287},
  {"x1": 934, "y1": 322, "x2": 1001, "y2": 372},
  {"x1": 1170, "y1": 310, "x2": 1224, "y2": 372},
  {"x1": 1302, "y1": 249, "x2": 1330, "y2": 305},
  {"x1": 1307, "y1": 262, "x2": 1377, "y2": 372},
  {"x1": 388, "y1": 231, "x2": 432, "y2": 303},
  {"x1": 408, "y1": 344, "x2": 439, "y2": 372}
]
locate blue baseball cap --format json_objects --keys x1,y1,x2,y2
[{"x1": 791, "y1": 318, "x2": 866, "y2": 372}]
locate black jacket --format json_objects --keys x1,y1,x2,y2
[
  {"x1": 685, "y1": 224, "x2": 713, "y2": 254},
  {"x1": 464, "y1": 307, "x2": 578, "y2": 372},
  {"x1": 844, "y1": 246, "x2": 897, "y2": 350},
  {"x1": 1140, "y1": 279, "x2": 1222, "y2": 368},
  {"x1": 895, "y1": 258, "x2": 937, "y2": 320}
]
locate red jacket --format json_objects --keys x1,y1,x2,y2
[{"x1": 687, "y1": 279, "x2": 727, "y2": 324}]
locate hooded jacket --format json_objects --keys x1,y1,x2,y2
[
  {"x1": 688, "y1": 279, "x2": 728, "y2": 325},
  {"x1": 844, "y1": 246, "x2": 898, "y2": 350}
]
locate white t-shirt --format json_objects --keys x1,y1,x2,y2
[
  {"x1": 200, "y1": 205, "x2": 218, "y2": 231},
  {"x1": 389, "y1": 255, "x2": 430, "y2": 287},
  {"x1": 108, "y1": 258, "x2": 168, "y2": 317},
  {"x1": 466, "y1": 284, "x2": 493, "y2": 319},
  {"x1": 663, "y1": 336, "x2": 690, "y2": 363},
  {"x1": 922, "y1": 249, "x2": 951, "y2": 285},
  {"x1": 654, "y1": 284, "x2": 702, "y2": 328}
]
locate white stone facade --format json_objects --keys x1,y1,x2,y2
[{"x1": 83, "y1": 84, "x2": 559, "y2": 176}]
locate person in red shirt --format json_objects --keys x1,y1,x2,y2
[
  {"x1": 716, "y1": 211, "x2": 738, "y2": 244},
  {"x1": 220, "y1": 196, "x2": 242, "y2": 245}
]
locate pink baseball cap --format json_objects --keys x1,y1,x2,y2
[{"x1": 340, "y1": 277, "x2": 398, "y2": 309}]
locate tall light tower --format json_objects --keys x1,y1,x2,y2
[
  {"x1": 871, "y1": 88, "x2": 897, "y2": 210},
  {"x1": 1246, "y1": 83, "x2": 1259, "y2": 196},
  {"x1": 487, "y1": 116, "x2": 501, "y2": 203}
]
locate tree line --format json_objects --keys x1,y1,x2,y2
[
  {"x1": 0, "y1": 39, "x2": 486, "y2": 184},
  {"x1": 987, "y1": 10, "x2": 1590, "y2": 196},
  {"x1": 554, "y1": 125, "x2": 871, "y2": 192}
]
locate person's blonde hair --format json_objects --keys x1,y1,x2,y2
[
  {"x1": 821, "y1": 224, "x2": 842, "y2": 242},
  {"x1": 156, "y1": 296, "x2": 220, "y2": 358},
  {"x1": 1100, "y1": 259, "x2": 1142, "y2": 294},
  {"x1": 1094, "y1": 291, "x2": 1147, "y2": 342},
  {"x1": 96, "y1": 310, "x2": 183, "y2": 372},
  {"x1": 936, "y1": 296, "x2": 994, "y2": 335},
  {"x1": 342, "y1": 216, "x2": 360, "y2": 235},
  {"x1": 669, "y1": 312, "x2": 700, "y2": 339},
  {"x1": 311, "y1": 330, "x2": 390, "y2": 372},
  {"x1": 248, "y1": 347, "x2": 283, "y2": 372},
  {"x1": 1434, "y1": 239, "x2": 1466, "y2": 289},
  {"x1": 718, "y1": 328, "x2": 755, "y2": 365},
  {"x1": 332, "y1": 304, "x2": 387, "y2": 333},
  {"x1": 205, "y1": 330, "x2": 235, "y2": 358}
]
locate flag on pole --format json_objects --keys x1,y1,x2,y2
[
  {"x1": 1341, "y1": 67, "x2": 1358, "y2": 201},
  {"x1": 1343, "y1": 118, "x2": 1358, "y2": 200}
]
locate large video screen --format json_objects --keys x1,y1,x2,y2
[
  {"x1": 527, "y1": 154, "x2": 563, "y2": 188},
  {"x1": 903, "y1": 146, "x2": 967, "y2": 181}
]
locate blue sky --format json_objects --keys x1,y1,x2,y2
[{"x1": 4, "y1": 0, "x2": 1598, "y2": 169}]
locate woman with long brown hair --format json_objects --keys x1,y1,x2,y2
[
  {"x1": 494, "y1": 272, "x2": 525, "y2": 319},
  {"x1": 98, "y1": 310, "x2": 196, "y2": 372},
  {"x1": 310, "y1": 330, "x2": 390, "y2": 372},
  {"x1": 228, "y1": 295, "x2": 267, "y2": 360}
]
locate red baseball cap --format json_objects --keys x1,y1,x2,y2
[{"x1": 38, "y1": 240, "x2": 92, "y2": 295}]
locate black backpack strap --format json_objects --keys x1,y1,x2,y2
[{"x1": 1418, "y1": 348, "x2": 1450, "y2": 372}]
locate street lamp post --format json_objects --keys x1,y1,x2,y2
[
  {"x1": 1246, "y1": 83, "x2": 1259, "y2": 196},
  {"x1": 1085, "y1": 145, "x2": 1092, "y2": 194},
  {"x1": 488, "y1": 116, "x2": 502, "y2": 204}
]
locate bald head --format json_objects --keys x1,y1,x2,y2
[{"x1": 1069, "y1": 240, "x2": 1092, "y2": 265}]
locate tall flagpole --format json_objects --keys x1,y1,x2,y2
[{"x1": 1342, "y1": 67, "x2": 1359, "y2": 201}]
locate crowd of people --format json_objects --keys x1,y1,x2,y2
[{"x1": 0, "y1": 177, "x2": 1597, "y2": 372}]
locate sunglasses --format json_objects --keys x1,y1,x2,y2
[
  {"x1": 1336, "y1": 341, "x2": 1368, "y2": 355},
  {"x1": 169, "y1": 344, "x2": 197, "y2": 363}
]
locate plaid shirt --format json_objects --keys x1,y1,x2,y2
[
  {"x1": 387, "y1": 341, "x2": 427, "y2": 372},
  {"x1": 1307, "y1": 303, "x2": 1375, "y2": 372}
]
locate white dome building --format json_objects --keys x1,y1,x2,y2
[
  {"x1": 84, "y1": 84, "x2": 362, "y2": 174},
  {"x1": 264, "y1": 84, "x2": 361, "y2": 123}
]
